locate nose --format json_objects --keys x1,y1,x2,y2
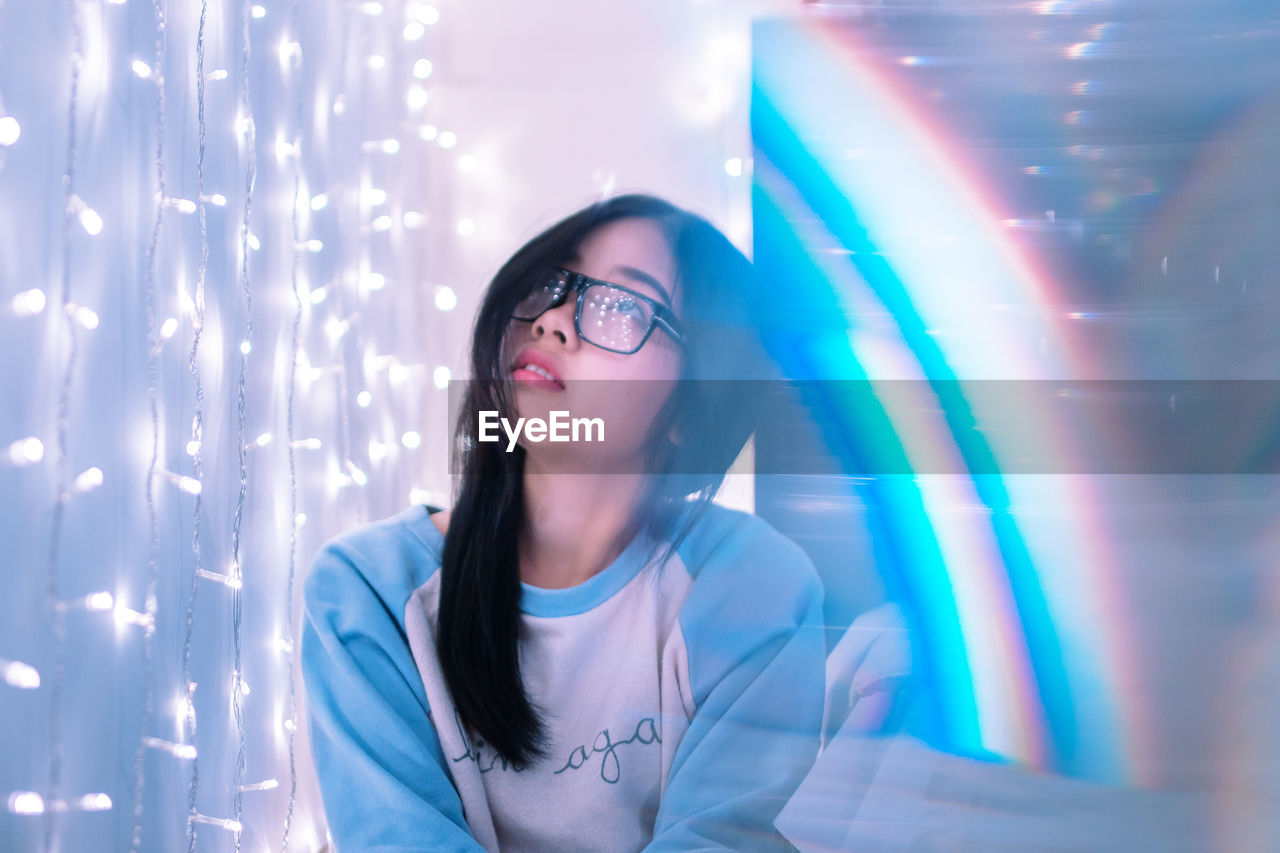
[{"x1": 532, "y1": 297, "x2": 579, "y2": 348}]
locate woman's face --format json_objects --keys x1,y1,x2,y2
[{"x1": 501, "y1": 216, "x2": 683, "y2": 470}]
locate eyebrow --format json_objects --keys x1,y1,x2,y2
[
  {"x1": 611, "y1": 265, "x2": 674, "y2": 309},
  {"x1": 561, "y1": 254, "x2": 676, "y2": 309}
]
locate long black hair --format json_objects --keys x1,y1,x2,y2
[{"x1": 437, "y1": 193, "x2": 772, "y2": 766}]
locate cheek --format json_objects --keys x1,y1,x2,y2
[{"x1": 598, "y1": 352, "x2": 680, "y2": 437}]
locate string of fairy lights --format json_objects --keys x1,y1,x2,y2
[
  {"x1": 229, "y1": 0, "x2": 258, "y2": 847},
  {"x1": 133, "y1": 0, "x2": 169, "y2": 850},
  {"x1": 180, "y1": 0, "x2": 213, "y2": 847},
  {"x1": 0, "y1": 0, "x2": 465, "y2": 850},
  {"x1": 281, "y1": 0, "x2": 303, "y2": 846},
  {"x1": 42, "y1": 0, "x2": 93, "y2": 849}
]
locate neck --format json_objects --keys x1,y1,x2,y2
[{"x1": 518, "y1": 456, "x2": 646, "y2": 589}]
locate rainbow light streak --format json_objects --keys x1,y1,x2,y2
[{"x1": 753, "y1": 18, "x2": 1140, "y2": 779}]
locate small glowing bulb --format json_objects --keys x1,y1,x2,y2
[
  {"x1": 388, "y1": 363, "x2": 411, "y2": 383},
  {"x1": 434, "y1": 286, "x2": 457, "y2": 311},
  {"x1": 7, "y1": 436, "x2": 44, "y2": 466},
  {"x1": 278, "y1": 40, "x2": 301, "y2": 66},
  {"x1": 305, "y1": 239, "x2": 324, "y2": 252},
  {"x1": 79, "y1": 207, "x2": 103, "y2": 236},
  {"x1": 73, "y1": 305, "x2": 100, "y2": 330},
  {"x1": 456, "y1": 218, "x2": 474, "y2": 236},
  {"x1": 11, "y1": 288, "x2": 46, "y2": 317},
  {"x1": 380, "y1": 138, "x2": 400, "y2": 154},
  {"x1": 404, "y1": 21, "x2": 426, "y2": 41},
  {"x1": 294, "y1": 512, "x2": 307, "y2": 527},
  {"x1": 418, "y1": 125, "x2": 438, "y2": 142},
  {"x1": 78, "y1": 794, "x2": 112, "y2": 812},
  {"x1": 131, "y1": 59, "x2": 153, "y2": 79},
  {"x1": 356, "y1": 390, "x2": 373, "y2": 408},
  {"x1": 239, "y1": 340, "x2": 252, "y2": 355},
  {"x1": 372, "y1": 215, "x2": 392, "y2": 232},
  {"x1": 361, "y1": 1, "x2": 383, "y2": 13},
  {"x1": 413, "y1": 59, "x2": 434, "y2": 79},
  {"x1": 247, "y1": 233, "x2": 261, "y2": 250},
  {"x1": 415, "y1": 4, "x2": 440, "y2": 25},
  {"x1": 251, "y1": 5, "x2": 266, "y2": 18},
  {"x1": 309, "y1": 287, "x2": 328, "y2": 305},
  {"x1": 207, "y1": 69, "x2": 229, "y2": 81},
  {"x1": 235, "y1": 676, "x2": 251, "y2": 696},
  {"x1": 3, "y1": 660, "x2": 40, "y2": 689},
  {"x1": 438, "y1": 130, "x2": 457, "y2": 149},
  {"x1": 363, "y1": 187, "x2": 387, "y2": 206},
  {"x1": 458, "y1": 154, "x2": 477, "y2": 173},
  {"x1": 160, "y1": 317, "x2": 178, "y2": 339},
  {"x1": 208, "y1": 193, "x2": 227, "y2": 206},
  {"x1": 310, "y1": 193, "x2": 328, "y2": 211},
  {"x1": 325, "y1": 318, "x2": 348, "y2": 340},
  {"x1": 295, "y1": 438, "x2": 322, "y2": 451},
  {"x1": 724, "y1": 157, "x2": 743, "y2": 177},
  {"x1": 401, "y1": 431, "x2": 422, "y2": 449},
  {"x1": 186, "y1": 440, "x2": 201, "y2": 456},
  {"x1": 364, "y1": 272, "x2": 386, "y2": 290},
  {"x1": 276, "y1": 140, "x2": 297, "y2": 159},
  {"x1": 250, "y1": 432, "x2": 272, "y2": 448},
  {"x1": 178, "y1": 476, "x2": 202, "y2": 495},
  {"x1": 115, "y1": 605, "x2": 154, "y2": 630},
  {"x1": 367, "y1": 54, "x2": 387, "y2": 71},
  {"x1": 433, "y1": 366, "x2": 451, "y2": 389},
  {"x1": 73, "y1": 466, "x2": 104, "y2": 493},
  {"x1": 85, "y1": 591, "x2": 114, "y2": 612},
  {"x1": 173, "y1": 197, "x2": 197, "y2": 213},
  {"x1": 403, "y1": 211, "x2": 425, "y2": 228},
  {"x1": 0, "y1": 115, "x2": 20, "y2": 147},
  {"x1": 347, "y1": 463, "x2": 368, "y2": 486},
  {"x1": 368, "y1": 440, "x2": 389, "y2": 463},
  {"x1": 406, "y1": 86, "x2": 429, "y2": 111},
  {"x1": 8, "y1": 792, "x2": 44, "y2": 815}
]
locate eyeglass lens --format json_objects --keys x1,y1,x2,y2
[{"x1": 513, "y1": 269, "x2": 655, "y2": 354}]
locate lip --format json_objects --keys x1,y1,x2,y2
[{"x1": 510, "y1": 347, "x2": 565, "y2": 390}]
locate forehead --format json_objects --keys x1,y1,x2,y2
[{"x1": 572, "y1": 217, "x2": 679, "y2": 308}]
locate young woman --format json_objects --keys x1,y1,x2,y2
[{"x1": 302, "y1": 194, "x2": 825, "y2": 851}]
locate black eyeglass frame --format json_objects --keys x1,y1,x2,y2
[{"x1": 511, "y1": 265, "x2": 686, "y2": 355}]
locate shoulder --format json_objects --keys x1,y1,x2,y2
[
  {"x1": 303, "y1": 505, "x2": 445, "y2": 630},
  {"x1": 676, "y1": 502, "x2": 822, "y2": 598},
  {"x1": 673, "y1": 502, "x2": 824, "y2": 633},
  {"x1": 667, "y1": 502, "x2": 825, "y2": 705}
]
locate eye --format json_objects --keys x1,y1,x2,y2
[{"x1": 610, "y1": 293, "x2": 647, "y2": 321}]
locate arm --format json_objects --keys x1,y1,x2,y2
[
  {"x1": 301, "y1": 543, "x2": 485, "y2": 852},
  {"x1": 647, "y1": 526, "x2": 827, "y2": 852}
]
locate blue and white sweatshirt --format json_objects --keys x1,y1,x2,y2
[{"x1": 301, "y1": 502, "x2": 825, "y2": 852}]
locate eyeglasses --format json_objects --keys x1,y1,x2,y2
[{"x1": 511, "y1": 266, "x2": 685, "y2": 355}]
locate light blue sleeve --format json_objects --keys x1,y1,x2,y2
[
  {"x1": 647, "y1": 512, "x2": 827, "y2": 852},
  {"x1": 301, "y1": 537, "x2": 485, "y2": 852}
]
